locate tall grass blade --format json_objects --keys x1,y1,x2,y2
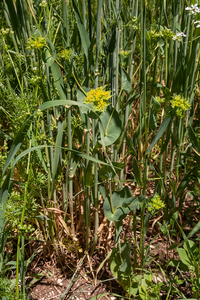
[
  {"x1": 147, "y1": 116, "x2": 172, "y2": 154},
  {"x1": 72, "y1": 0, "x2": 90, "y2": 57}
]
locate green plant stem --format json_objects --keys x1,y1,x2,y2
[
  {"x1": 90, "y1": 0, "x2": 102, "y2": 256},
  {"x1": 140, "y1": 205, "x2": 145, "y2": 270},
  {"x1": 175, "y1": 117, "x2": 184, "y2": 190},
  {"x1": 16, "y1": 158, "x2": 31, "y2": 300},
  {"x1": 85, "y1": 117, "x2": 91, "y2": 249},
  {"x1": 109, "y1": 179, "x2": 114, "y2": 215},
  {"x1": 68, "y1": 107, "x2": 75, "y2": 237},
  {"x1": 65, "y1": 87, "x2": 72, "y2": 213},
  {"x1": 141, "y1": 0, "x2": 147, "y2": 195}
]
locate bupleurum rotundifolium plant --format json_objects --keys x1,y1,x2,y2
[
  {"x1": 26, "y1": 35, "x2": 46, "y2": 50},
  {"x1": 146, "y1": 193, "x2": 165, "y2": 214},
  {"x1": 84, "y1": 87, "x2": 111, "y2": 112},
  {"x1": 170, "y1": 95, "x2": 191, "y2": 118}
]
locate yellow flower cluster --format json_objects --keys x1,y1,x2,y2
[
  {"x1": 59, "y1": 48, "x2": 72, "y2": 60},
  {"x1": 147, "y1": 193, "x2": 165, "y2": 213},
  {"x1": 161, "y1": 26, "x2": 174, "y2": 40},
  {"x1": 170, "y1": 95, "x2": 191, "y2": 118},
  {"x1": 26, "y1": 36, "x2": 46, "y2": 50},
  {"x1": 84, "y1": 87, "x2": 111, "y2": 112}
]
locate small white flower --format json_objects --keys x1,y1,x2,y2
[
  {"x1": 33, "y1": 67, "x2": 37, "y2": 71},
  {"x1": 194, "y1": 20, "x2": 200, "y2": 28},
  {"x1": 185, "y1": 4, "x2": 200, "y2": 15},
  {"x1": 172, "y1": 32, "x2": 187, "y2": 41}
]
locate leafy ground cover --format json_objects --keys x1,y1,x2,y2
[{"x1": 1, "y1": 0, "x2": 200, "y2": 299}]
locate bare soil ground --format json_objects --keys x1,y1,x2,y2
[{"x1": 29, "y1": 261, "x2": 123, "y2": 300}]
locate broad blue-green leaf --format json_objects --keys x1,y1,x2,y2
[
  {"x1": 110, "y1": 243, "x2": 132, "y2": 276},
  {"x1": 103, "y1": 186, "x2": 137, "y2": 222},
  {"x1": 110, "y1": 243, "x2": 137, "y2": 295},
  {"x1": 147, "y1": 116, "x2": 171, "y2": 154},
  {"x1": 98, "y1": 106, "x2": 121, "y2": 146}
]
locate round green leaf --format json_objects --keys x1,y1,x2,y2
[
  {"x1": 103, "y1": 186, "x2": 137, "y2": 222},
  {"x1": 98, "y1": 105, "x2": 121, "y2": 146}
]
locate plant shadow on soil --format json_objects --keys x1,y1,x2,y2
[{"x1": 28, "y1": 261, "x2": 123, "y2": 300}]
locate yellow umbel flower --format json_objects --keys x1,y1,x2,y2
[
  {"x1": 170, "y1": 95, "x2": 191, "y2": 118},
  {"x1": 84, "y1": 87, "x2": 111, "y2": 112},
  {"x1": 59, "y1": 48, "x2": 72, "y2": 60},
  {"x1": 26, "y1": 35, "x2": 46, "y2": 50},
  {"x1": 147, "y1": 193, "x2": 165, "y2": 213}
]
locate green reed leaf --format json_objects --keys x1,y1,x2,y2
[
  {"x1": 147, "y1": 116, "x2": 171, "y2": 154},
  {"x1": 71, "y1": 0, "x2": 90, "y2": 57}
]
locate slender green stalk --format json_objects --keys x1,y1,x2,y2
[
  {"x1": 140, "y1": 205, "x2": 145, "y2": 269},
  {"x1": 68, "y1": 107, "x2": 75, "y2": 237},
  {"x1": 109, "y1": 179, "x2": 114, "y2": 215},
  {"x1": 85, "y1": 117, "x2": 91, "y2": 249},
  {"x1": 91, "y1": 0, "x2": 102, "y2": 256},
  {"x1": 140, "y1": 0, "x2": 147, "y2": 195},
  {"x1": 16, "y1": 151, "x2": 32, "y2": 299}
]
